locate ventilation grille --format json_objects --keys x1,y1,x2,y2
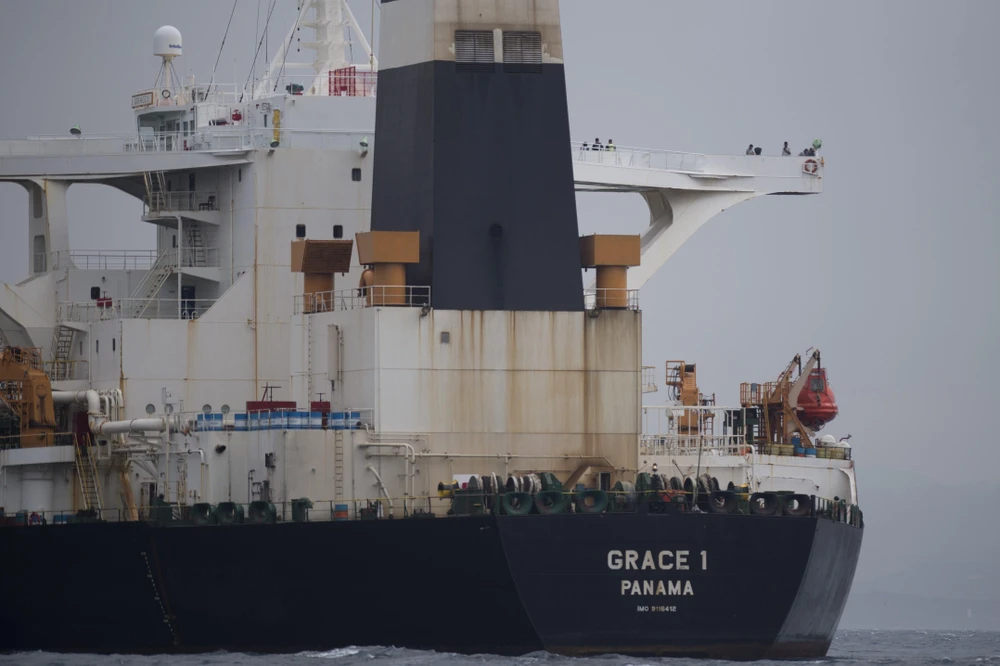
[
  {"x1": 503, "y1": 31, "x2": 543, "y2": 73},
  {"x1": 455, "y1": 30, "x2": 495, "y2": 72}
]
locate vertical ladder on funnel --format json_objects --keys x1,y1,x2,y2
[
  {"x1": 334, "y1": 430, "x2": 345, "y2": 500},
  {"x1": 74, "y1": 435, "x2": 103, "y2": 513}
]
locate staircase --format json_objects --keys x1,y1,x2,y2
[
  {"x1": 129, "y1": 249, "x2": 177, "y2": 317},
  {"x1": 185, "y1": 225, "x2": 207, "y2": 267},
  {"x1": 74, "y1": 437, "x2": 103, "y2": 513},
  {"x1": 48, "y1": 324, "x2": 76, "y2": 381},
  {"x1": 143, "y1": 171, "x2": 167, "y2": 212}
]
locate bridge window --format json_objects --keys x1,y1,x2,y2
[
  {"x1": 455, "y1": 30, "x2": 495, "y2": 72},
  {"x1": 352, "y1": 168, "x2": 361, "y2": 182},
  {"x1": 503, "y1": 31, "x2": 542, "y2": 73},
  {"x1": 333, "y1": 225, "x2": 343, "y2": 239}
]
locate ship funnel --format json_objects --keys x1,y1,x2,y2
[{"x1": 370, "y1": 0, "x2": 583, "y2": 311}]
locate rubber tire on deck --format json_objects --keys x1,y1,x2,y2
[
  {"x1": 707, "y1": 490, "x2": 738, "y2": 515},
  {"x1": 502, "y1": 491, "x2": 533, "y2": 516},
  {"x1": 749, "y1": 492, "x2": 781, "y2": 516},
  {"x1": 534, "y1": 490, "x2": 569, "y2": 515},
  {"x1": 575, "y1": 489, "x2": 609, "y2": 514},
  {"x1": 783, "y1": 493, "x2": 813, "y2": 517}
]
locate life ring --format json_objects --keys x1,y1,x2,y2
[
  {"x1": 28, "y1": 512, "x2": 42, "y2": 525},
  {"x1": 803, "y1": 158, "x2": 819, "y2": 174}
]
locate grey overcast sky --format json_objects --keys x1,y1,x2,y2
[{"x1": 1, "y1": 1, "x2": 998, "y2": 628}]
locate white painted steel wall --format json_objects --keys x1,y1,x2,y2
[{"x1": 293, "y1": 307, "x2": 643, "y2": 499}]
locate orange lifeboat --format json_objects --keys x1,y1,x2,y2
[{"x1": 796, "y1": 367, "x2": 838, "y2": 430}]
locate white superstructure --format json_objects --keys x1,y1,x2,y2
[{"x1": 0, "y1": 0, "x2": 849, "y2": 523}]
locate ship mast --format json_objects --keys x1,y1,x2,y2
[{"x1": 255, "y1": 0, "x2": 377, "y2": 98}]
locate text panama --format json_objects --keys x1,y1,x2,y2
[{"x1": 608, "y1": 550, "x2": 706, "y2": 597}]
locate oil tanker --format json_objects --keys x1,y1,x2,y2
[{"x1": 0, "y1": 0, "x2": 859, "y2": 659}]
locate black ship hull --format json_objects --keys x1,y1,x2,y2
[{"x1": 0, "y1": 511, "x2": 861, "y2": 659}]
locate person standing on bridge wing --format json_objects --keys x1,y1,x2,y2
[
  {"x1": 593, "y1": 137, "x2": 604, "y2": 151},
  {"x1": 782, "y1": 141, "x2": 791, "y2": 156},
  {"x1": 606, "y1": 139, "x2": 616, "y2": 151},
  {"x1": 746, "y1": 144, "x2": 755, "y2": 155}
]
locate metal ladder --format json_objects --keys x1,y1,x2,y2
[
  {"x1": 49, "y1": 324, "x2": 75, "y2": 381},
  {"x1": 185, "y1": 225, "x2": 207, "y2": 267},
  {"x1": 334, "y1": 430, "x2": 345, "y2": 500},
  {"x1": 75, "y1": 437, "x2": 103, "y2": 513},
  {"x1": 129, "y1": 249, "x2": 177, "y2": 317},
  {"x1": 143, "y1": 171, "x2": 167, "y2": 212}
]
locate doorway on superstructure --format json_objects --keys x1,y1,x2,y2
[{"x1": 181, "y1": 285, "x2": 196, "y2": 319}]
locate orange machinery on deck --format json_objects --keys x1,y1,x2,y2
[
  {"x1": 739, "y1": 349, "x2": 838, "y2": 448},
  {"x1": 0, "y1": 345, "x2": 57, "y2": 447},
  {"x1": 664, "y1": 361, "x2": 716, "y2": 435}
]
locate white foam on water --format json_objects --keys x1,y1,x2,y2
[{"x1": 298, "y1": 647, "x2": 361, "y2": 659}]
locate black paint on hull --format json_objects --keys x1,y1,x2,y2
[
  {"x1": 370, "y1": 61, "x2": 584, "y2": 312},
  {"x1": 0, "y1": 513, "x2": 861, "y2": 659}
]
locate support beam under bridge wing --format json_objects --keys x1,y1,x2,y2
[{"x1": 571, "y1": 143, "x2": 824, "y2": 291}]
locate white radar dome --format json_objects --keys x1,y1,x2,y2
[
  {"x1": 154, "y1": 26, "x2": 183, "y2": 58},
  {"x1": 818, "y1": 434, "x2": 836, "y2": 447}
]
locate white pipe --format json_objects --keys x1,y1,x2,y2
[
  {"x1": 51, "y1": 389, "x2": 188, "y2": 435},
  {"x1": 365, "y1": 465, "x2": 393, "y2": 511},
  {"x1": 360, "y1": 443, "x2": 414, "y2": 498}
]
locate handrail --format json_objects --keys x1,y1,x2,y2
[
  {"x1": 0, "y1": 431, "x2": 75, "y2": 451},
  {"x1": 295, "y1": 286, "x2": 431, "y2": 313},
  {"x1": 58, "y1": 249, "x2": 158, "y2": 271},
  {"x1": 583, "y1": 288, "x2": 639, "y2": 311},
  {"x1": 144, "y1": 190, "x2": 220, "y2": 214},
  {"x1": 0, "y1": 129, "x2": 373, "y2": 157},
  {"x1": 42, "y1": 360, "x2": 90, "y2": 382},
  {"x1": 58, "y1": 298, "x2": 218, "y2": 322}
]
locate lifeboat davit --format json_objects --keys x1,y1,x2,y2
[{"x1": 796, "y1": 367, "x2": 838, "y2": 430}]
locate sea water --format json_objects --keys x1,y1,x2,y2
[{"x1": 3, "y1": 631, "x2": 998, "y2": 665}]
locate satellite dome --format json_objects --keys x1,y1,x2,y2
[{"x1": 154, "y1": 26, "x2": 183, "y2": 58}]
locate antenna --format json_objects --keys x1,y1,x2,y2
[{"x1": 153, "y1": 26, "x2": 183, "y2": 102}]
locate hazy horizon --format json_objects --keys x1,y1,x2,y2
[{"x1": 1, "y1": 0, "x2": 997, "y2": 630}]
